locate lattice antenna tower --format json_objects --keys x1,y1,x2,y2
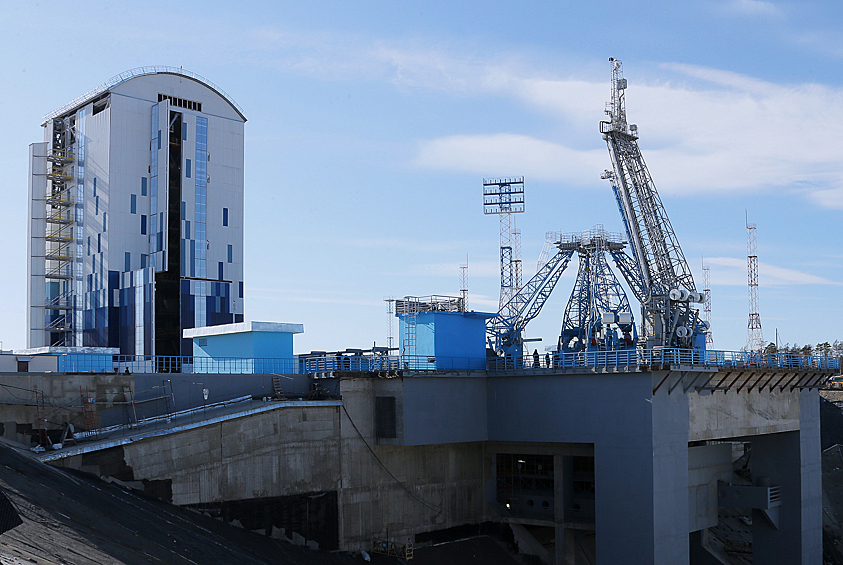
[
  {"x1": 746, "y1": 213, "x2": 764, "y2": 351},
  {"x1": 384, "y1": 297, "x2": 395, "y2": 350},
  {"x1": 702, "y1": 261, "x2": 713, "y2": 346},
  {"x1": 483, "y1": 177, "x2": 525, "y2": 318},
  {"x1": 459, "y1": 255, "x2": 469, "y2": 311}
]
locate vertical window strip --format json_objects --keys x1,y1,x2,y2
[
  {"x1": 194, "y1": 117, "x2": 208, "y2": 279},
  {"x1": 131, "y1": 194, "x2": 137, "y2": 214}
]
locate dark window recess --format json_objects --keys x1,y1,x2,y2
[
  {"x1": 495, "y1": 453, "x2": 555, "y2": 520},
  {"x1": 92, "y1": 96, "x2": 109, "y2": 116},
  {"x1": 158, "y1": 93, "x2": 202, "y2": 112},
  {"x1": 375, "y1": 396, "x2": 397, "y2": 439},
  {"x1": 16, "y1": 360, "x2": 29, "y2": 372},
  {"x1": 222, "y1": 207, "x2": 229, "y2": 226},
  {"x1": 141, "y1": 215, "x2": 147, "y2": 235}
]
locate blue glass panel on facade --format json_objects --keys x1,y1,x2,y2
[
  {"x1": 141, "y1": 214, "x2": 147, "y2": 235},
  {"x1": 125, "y1": 252, "x2": 131, "y2": 272},
  {"x1": 239, "y1": 281, "x2": 243, "y2": 298},
  {"x1": 131, "y1": 194, "x2": 137, "y2": 214},
  {"x1": 223, "y1": 207, "x2": 228, "y2": 226},
  {"x1": 141, "y1": 177, "x2": 147, "y2": 196},
  {"x1": 95, "y1": 196, "x2": 99, "y2": 215},
  {"x1": 218, "y1": 262, "x2": 224, "y2": 281},
  {"x1": 93, "y1": 177, "x2": 97, "y2": 197},
  {"x1": 186, "y1": 159, "x2": 191, "y2": 178},
  {"x1": 141, "y1": 254, "x2": 147, "y2": 268},
  {"x1": 185, "y1": 220, "x2": 190, "y2": 239},
  {"x1": 103, "y1": 212, "x2": 107, "y2": 232},
  {"x1": 97, "y1": 233, "x2": 101, "y2": 253},
  {"x1": 227, "y1": 244, "x2": 232, "y2": 263}
]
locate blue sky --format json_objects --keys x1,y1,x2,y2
[{"x1": 1, "y1": 0, "x2": 841, "y2": 354}]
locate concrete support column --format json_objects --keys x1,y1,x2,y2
[
  {"x1": 593, "y1": 387, "x2": 690, "y2": 565},
  {"x1": 749, "y1": 390, "x2": 821, "y2": 564},
  {"x1": 554, "y1": 454, "x2": 575, "y2": 565},
  {"x1": 651, "y1": 391, "x2": 691, "y2": 564}
]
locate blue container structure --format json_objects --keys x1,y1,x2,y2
[
  {"x1": 184, "y1": 321, "x2": 304, "y2": 373},
  {"x1": 398, "y1": 310, "x2": 495, "y2": 371}
]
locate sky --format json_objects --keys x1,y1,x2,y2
[{"x1": 0, "y1": 0, "x2": 841, "y2": 354}]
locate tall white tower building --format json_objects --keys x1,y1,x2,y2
[{"x1": 28, "y1": 67, "x2": 245, "y2": 356}]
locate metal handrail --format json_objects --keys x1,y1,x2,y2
[
  {"x1": 485, "y1": 349, "x2": 841, "y2": 372},
  {"x1": 43, "y1": 349, "x2": 840, "y2": 375},
  {"x1": 42, "y1": 65, "x2": 245, "y2": 124}
]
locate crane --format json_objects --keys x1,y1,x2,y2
[
  {"x1": 487, "y1": 241, "x2": 575, "y2": 358},
  {"x1": 600, "y1": 58, "x2": 707, "y2": 349}
]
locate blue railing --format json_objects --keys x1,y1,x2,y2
[
  {"x1": 58, "y1": 354, "x2": 299, "y2": 374},
  {"x1": 54, "y1": 349, "x2": 840, "y2": 375},
  {"x1": 485, "y1": 349, "x2": 840, "y2": 372}
]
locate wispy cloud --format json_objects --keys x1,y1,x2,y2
[
  {"x1": 412, "y1": 61, "x2": 843, "y2": 206},
  {"x1": 808, "y1": 186, "x2": 843, "y2": 210},
  {"x1": 401, "y1": 260, "x2": 501, "y2": 278},
  {"x1": 722, "y1": 0, "x2": 785, "y2": 18},
  {"x1": 232, "y1": 26, "x2": 843, "y2": 208},
  {"x1": 415, "y1": 134, "x2": 606, "y2": 184},
  {"x1": 706, "y1": 257, "x2": 843, "y2": 286}
]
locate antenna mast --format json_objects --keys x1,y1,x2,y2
[
  {"x1": 702, "y1": 261, "x2": 713, "y2": 347},
  {"x1": 746, "y1": 214, "x2": 764, "y2": 351},
  {"x1": 459, "y1": 255, "x2": 469, "y2": 311}
]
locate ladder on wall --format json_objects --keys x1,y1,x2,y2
[
  {"x1": 80, "y1": 386, "x2": 97, "y2": 438},
  {"x1": 271, "y1": 376, "x2": 286, "y2": 400},
  {"x1": 400, "y1": 297, "x2": 419, "y2": 370}
]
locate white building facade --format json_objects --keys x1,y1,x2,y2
[{"x1": 28, "y1": 67, "x2": 245, "y2": 356}]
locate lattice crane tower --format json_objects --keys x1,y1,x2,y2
[
  {"x1": 483, "y1": 178, "x2": 525, "y2": 318},
  {"x1": 746, "y1": 215, "x2": 764, "y2": 351},
  {"x1": 600, "y1": 58, "x2": 704, "y2": 348},
  {"x1": 702, "y1": 262, "x2": 713, "y2": 346}
]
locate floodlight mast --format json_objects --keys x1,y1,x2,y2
[{"x1": 600, "y1": 58, "x2": 705, "y2": 349}]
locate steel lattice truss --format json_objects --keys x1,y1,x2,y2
[
  {"x1": 558, "y1": 229, "x2": 636, "y2": 352},
  {"x1": 488, "y1": 245, "x2": 575, "y2": 356},
  {"x1": 601, "y1": 58, "x2": 704, "y2": 348}
]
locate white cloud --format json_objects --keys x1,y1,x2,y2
[
  {"x1": 411, "y1": 61, "x2": 843, "y2": 203},
  {"x1": 415, "y1": 133, "x2": 605, "y2": 184},
  {"x1": 236, "y1": 27, "x2": 843, "y2": 208},
  {"x1": 706, "y1": 257, "x2": 843, "y2": 286},
  {"x1": 808, "y1": 186, "x2": 843, "y2": 209},
  {"x1": 401, "y1": 260, "x2": 501, "y2": 278},
  {"x1": 722, "y1": 0, "x2": 784, "y2": 18}
]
